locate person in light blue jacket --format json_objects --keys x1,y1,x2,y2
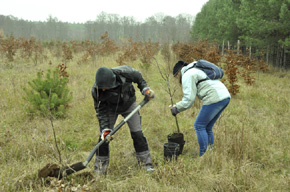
[{"x1": 171, "y1": 60, "x2": 231, "y2": 156}]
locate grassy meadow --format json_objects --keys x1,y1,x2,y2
[{"x1": 0, "y1": 51, "x2": 290, "y2": 192}]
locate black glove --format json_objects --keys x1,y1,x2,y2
[{"x1": 171, "y1": 106, "x2": 179, "y2": 116}]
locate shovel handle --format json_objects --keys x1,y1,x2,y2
[{"x1": 83, "y1": 96, "x2": 150, "y2": 166}]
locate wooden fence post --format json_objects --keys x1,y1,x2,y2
[
  {"x1": 237, "y1": 40, "x2": 240, "y2": 55},
  {"x1": 222, "y1": 40, "x2": 225, "y2": 55}
]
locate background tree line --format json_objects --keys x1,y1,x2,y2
[
  {"x1": 0, "y1": 12, "x2": 194, "y2": 43},
  {"x1": 192, "y1": 0, "x2": 290, "y2": 69},
  {"x1": 1, "y1": 0, "x2": 290, "y2": 69}
]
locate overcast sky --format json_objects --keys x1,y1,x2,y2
[{"x1": 0, "y1": 0, "x2": 209, "y2": 23}]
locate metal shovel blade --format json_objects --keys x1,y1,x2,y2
[{"x1": 63, "y1": 162, "x2": 86, "y2": 175}]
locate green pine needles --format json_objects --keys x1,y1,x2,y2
[{"x1": 24, "y1": 65, "x2": 72, "y2": 118}]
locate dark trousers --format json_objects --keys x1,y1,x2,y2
[{"x1": 94, "y1": 102, "x2": 152, "y2": 172}]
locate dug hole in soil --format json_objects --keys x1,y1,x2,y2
[
  {"x1": 38, "y1": 163, "x2": 61, "y2": 178},
  {"x1": 38, "y1": 163, "x2": 94, "y2": 180}
]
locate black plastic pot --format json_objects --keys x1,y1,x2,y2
[
  {"x1": 164, "y1": 142, "x2": 180, "y2": 161},
  {"x1": 167, "y1": 132, "x2": 185, "y2": 155}
]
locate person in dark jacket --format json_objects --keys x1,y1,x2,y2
[{"x1": 92, "y1": 65, "x2": 155, "y2": 174}]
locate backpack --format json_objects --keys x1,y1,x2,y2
[{"x1": 184, "y1": 59, "x2": 224, "y2": 86}]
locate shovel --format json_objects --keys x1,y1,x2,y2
[{"x1": 55, "y1": 96, "x2": 150, "y2": 178}]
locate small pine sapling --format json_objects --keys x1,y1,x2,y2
[{"x1": 23, "y1": 64, "x2": 72, "y2": 118}]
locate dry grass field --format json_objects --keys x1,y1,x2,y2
[{"x1": 0, "y1": 51, "x2": 290, "y2": 191}]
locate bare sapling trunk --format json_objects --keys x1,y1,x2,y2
[
  {"x1": 153, "y1": 57, "x2": 180, "y2": 133},
  {"x1": 48, "y1": 89, "x2": 62, "y2": 165}
]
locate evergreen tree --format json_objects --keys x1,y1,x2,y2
[{"x1": 23, "y1": 66, "x2": 72, "y2": 118}]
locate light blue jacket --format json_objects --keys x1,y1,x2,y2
[{"x1": 176, "y1": 62, "x2": 231, "y2": 112}]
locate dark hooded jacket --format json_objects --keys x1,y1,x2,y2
[{"x1": 92, "y1": 65, "x2": 147, "y2": 130}]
